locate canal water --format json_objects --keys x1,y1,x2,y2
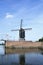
[{"x1": 0, "y1": 45, "x2": 43, "y2": 65}]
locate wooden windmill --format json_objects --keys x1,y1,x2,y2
[{"x1": 11, "y1": 19, "x2": 32, "y2": 41}]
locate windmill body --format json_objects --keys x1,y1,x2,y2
[
  {"x1": 11, "y1": 19, "x2": 32, "y2": 41},
  {"x1": 19, "y1": 28, "x2": 25, "y2": 40}
]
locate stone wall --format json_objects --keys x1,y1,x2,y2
[{"x1": 5, "y1": 41, "x2": 43, "y2": 48}]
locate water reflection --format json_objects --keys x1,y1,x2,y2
[
  {"x1": 5, "y1": 48, "x2": 41, "y2": 54},
  {"x1": 41, "y1": 52, "x2": 43, "y2": 55},
  {"x1": 0, "y1": 45, "x2": 43, "y2": 65},
  {"x1": 19, "y1": 54, "x2": 25, "y2": 65},
  {"x1": 0, "y1": 53, "x2": 43, "y2": 65}
]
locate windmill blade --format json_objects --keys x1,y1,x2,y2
[
  {"x1": 24, "y1": 28, "x2": 32, "y2": 30},
  {"x1": 11, "y1": 29, "x2": 20, "y2": 31},
  {"x1": 20, "y1": 19, "x2": 23, "y2": 28}
]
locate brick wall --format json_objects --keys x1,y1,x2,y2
[{"x1": 5, "y1": 41, "x2": 42, "y2": 47}]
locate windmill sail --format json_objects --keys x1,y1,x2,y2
[
  {"x1": 20, "y1": 19, "x2": 23, "y2": 29},
  {"x1": 11, "y1": 29, "x2": 19, "y2": 31},
  {"x1": 11, "y1": 19, "x2": 32, "y2": 40},
  {"x1": 24, "y1": 28, "x2": 32, "y2": 30}
]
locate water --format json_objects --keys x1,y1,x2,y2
[
  {"x1": 0, "y1": 45, "x2": 5, "y2": 55},
  {"x1": 0, "y1": 45, "x2": 43, "y2": 65}
]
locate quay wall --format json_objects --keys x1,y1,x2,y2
[{"x1": 5, "y1": 41, "x2": 43, "y2": 48}]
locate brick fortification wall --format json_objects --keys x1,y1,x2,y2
[{"x1": 5, "y1": 41, "x2": 43, "y2": 48}]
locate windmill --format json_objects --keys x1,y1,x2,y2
[{"x1": 11, "y1": 19, "x2": 32, "y2": 41}]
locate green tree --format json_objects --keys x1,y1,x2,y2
[{"x1": 39, "y1": 37, "x2": 43, "y2": 42}]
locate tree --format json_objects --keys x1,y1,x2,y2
[{"x1": 38, "y1": 37, "x2": 43, "y2": 42}]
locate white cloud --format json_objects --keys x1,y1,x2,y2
[{"x1": 5, "y1": 13, "x2": 14, "y2": 19}]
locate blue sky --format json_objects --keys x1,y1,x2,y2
[{"x1": 0, "y1": 0, "x2": 43, "y2": 41}]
